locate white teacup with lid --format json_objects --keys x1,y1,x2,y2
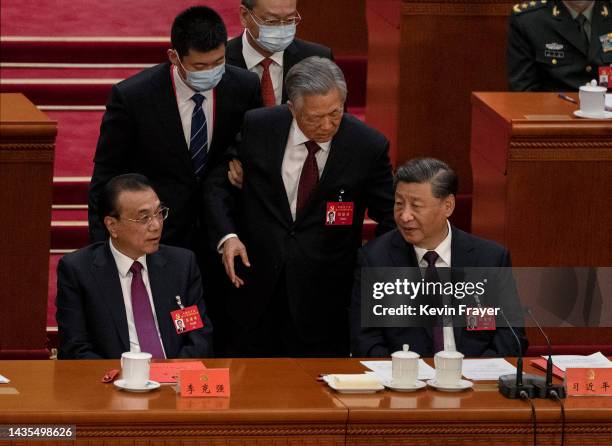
[
  {"x1": 391, "y1": 344, "x2": 419, "y2": 386},
  {"x1": 579, "y1": 80, "x2": 607, "y2": 117},
  {"x1": 434, "y1": 350, "x2": 464, "y2": 387}
]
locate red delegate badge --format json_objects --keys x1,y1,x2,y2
[
  {"x1": 325, "y1": 201, "x2": 354, "y2": 226},
  {"x1": 465, "y1": 307, "x2": 496, "y2": 331},
  {"x1": 170, "y1": 305, "x2": 204, "y2": 334}
]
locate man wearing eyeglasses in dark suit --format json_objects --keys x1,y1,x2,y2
[
  {"x1": 227, "y1": 0, "x2": 333, "y2": 107},
  {"x1": 57, "y1": 174, "x2": 213, "y2": 359}
]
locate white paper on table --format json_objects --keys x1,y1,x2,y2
[
  {"x1": 361, "y1": 360, "x2": 435, "y2": 381},
  {"x1": 0, "y1": 374, "x2": 10, "y2": 384},
  {"x1": 461, "y1": 358, "x2": 516, "y2": 380},
  {"x1": 606, "y1": 94, "x2": 612, "y2": 110},
  {"x1": 548, "y1": 351, "x2": 612, "y2": 372}
]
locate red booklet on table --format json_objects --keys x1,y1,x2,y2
[{"x1": 530, "y1": 358, "x2": 564, "y2": 379}]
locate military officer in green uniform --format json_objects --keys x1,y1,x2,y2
[{"x1": 507, "y1": 0, "x2": 612, "y2": 91}]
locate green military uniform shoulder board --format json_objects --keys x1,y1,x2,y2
[{"x1": 512, "y1": 0, "x2": 548, "y2": 15}]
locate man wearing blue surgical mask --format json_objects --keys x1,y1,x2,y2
[
  {"x1": 89, "y1": 6, "x2": 262, "y2": 355},
  {"x1": 227, "y1": 0, "x2": 334, "y2": 107}
]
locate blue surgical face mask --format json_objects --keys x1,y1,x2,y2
[
  {"x1": 176, "y1": 52, "x2": 225, "y2": 92},
  {"x1": 248, "y1": 12, "x2": 296, "y2": 53}
]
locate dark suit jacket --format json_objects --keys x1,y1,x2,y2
[
  {"x1": 205, "y1": 106, "x2": 394, "y2": 350},
  {"x1": 508, "y1": 0, "x2": 612, "y2": 91},
  {"x1": 226, "y1": 34, "x2": 333, "y2": 103},
  {"x1": 88, "y1": 62, "x2": 262, "y2": 252},
  {"x1": 56, "y1": 242, "x2": 213, "y2": 359},
  {"x1": 350, "y1": 227, "x2": 528, "y2": 357}
]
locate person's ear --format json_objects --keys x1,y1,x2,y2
[
  {"x1": 443, "y1": 194, "x2": 456, "y2": 218},
  {"x1": 167, "y1": 48, "x2": 179, "y2": 66},
  {"x1": 288, "y1": 100, "x2": 297, "y2": 119},
  {"x1": 104, "y1": 216, "x2": 119, "y2": 238},
  {"x1": 239, "y1": 5, "x2": 250, "y2": 28}
]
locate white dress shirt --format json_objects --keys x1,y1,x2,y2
[
  {"x1": 282, "y1": 119, "x2": 331, "y2": 220},
  {"x1": 172, "y1": 65, "x2": 214, "y2": 149},
  {"x1": 413, "y1": 220, "x2": 456, "y2": 351},
  {"x1": 109, "y1": 239, "x2": 167, "y2": 357},
  {"x1": 216, "y1": 119, "x2": 332, "y2": 250},
  {"x1": 242, "y1": 31, "x2": 284, "y2": 105}
]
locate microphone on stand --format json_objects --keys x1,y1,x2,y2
[
  {"x1": 498, "y1": 308, "x2": 541, "y2": 399},
  {"x1": 525, "y1": 307, "x2": 566, "y2": 399}
]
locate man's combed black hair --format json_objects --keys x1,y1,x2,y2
[{"x1": 171, "y1": 6, "x2": 228, "y2": 58}]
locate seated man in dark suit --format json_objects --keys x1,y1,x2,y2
[
  {"x1": 350, "y1": 158, "x2": 528, "y2": 357},
  {"x1": 507, "y1": 0, "x2": 612, "y2": 91},
  {"x1": 227, "y1": 0, "x2": 333, "y2": 106},
  {"x1": 57, "y1": 174, "x2": 212, "y2": 359}
]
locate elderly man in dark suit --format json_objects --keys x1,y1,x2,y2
[
  {"x1": 227, "y1": 0, "x2": 333, "y2": 107},
  {"x1": 205, "y1": 56, "x2": 395, "y2": 357},
  {"x1": 58, "y1": 174, "x2": 212, "y2": 359},
  {"x1": 350, "y1": 158, "x2": 528, "y2": 358},
  {"x1": 88, "y1": 6, "x2": 262, "y2": 254}
]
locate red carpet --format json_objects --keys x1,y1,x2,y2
[
  {"x1": 47, "y1": 110, "x2": 102, "y2": 177},
  {"x1": 1, "y1": 1, "x2": 242, "y2": 37}
]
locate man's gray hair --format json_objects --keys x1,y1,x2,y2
[
  {"x1": 394, "y1": 158, "x2": 458, "y2": 198},
  {"x1": 285, "y1": 56, "x2": 347, "y2": 106}
]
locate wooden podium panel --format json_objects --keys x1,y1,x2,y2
[
  {"x1": 299, "y1": 358, "x2": 612, "y2": 446},
  {"x1": 0, "y1": 93, "x2": 56, "y2": 358},
  {"x1": 1, "y1": 358, "x2": 611, "y2": 445},
  {"x1": 470, "y1": 92, "x2": 612, "y2": 351},
  {"x1": 367, "y1": 0, "x2": 514, "y2": 194},
  {"x1": 470, "y1": 92, "x2": 612, "y2": 267}
]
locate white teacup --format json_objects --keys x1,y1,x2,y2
[
  {"x1": 121, "y1": 351, "x2": 151, "y2": 388},
  {"x1": 579, "y1": 84, "x2": 607, "y2": 116},
  {"x1": 391, "y1": 344, "x2": 419, "y2": 386},
  {"x1": 434, "y1": 350, "x2": 463, "y2": 387}
]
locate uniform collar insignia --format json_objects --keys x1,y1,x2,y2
[
  {"x1": 603, "y1": 5, "x2": 609, "y2": 18},
  {"x1": 552, "y1": 5, "x2": 560, "y2": 17}
]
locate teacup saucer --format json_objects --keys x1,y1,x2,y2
[
  {"x1": 573, "y1": 110, "x2": 612, "y2": 119},
  {"x1": 426, "y1": 379, "x2": 473, "y2": 392},
  {"x1": 382, "y1": 379, "x2": 426, "y2": 392},
  {"x1": 114, "y1": 379, "x2": 160, "y2": 392}
]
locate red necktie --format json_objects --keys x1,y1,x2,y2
[
  {"x1": 296, "y1": 140, "x2": 321, "y2": 213},
  {"x1": 130, "y1": 261, "x2": 165, "y2": 358},
  {"x1": 259, "y1": 58, "x2": 276, "y2": 107}
]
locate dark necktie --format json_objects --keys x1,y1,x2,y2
[
  {"x1": 259, "y1": 58, "x2": 276, "y2": 107},
  {"x1": 576, "y1": 13, "x2": 590, "y2": 44},
  {"x1": 130, "y1": 261, "x2": 165, "y2": 359},
  {"x1": 423, "y1": 250, "x2": 444, "y2": 353},
  {"x1": 190, "y1": 93, "x2": 208, "y2": 178},
  {"x1": 296, "y1": 140, "x2": 321, "y2": 213}
]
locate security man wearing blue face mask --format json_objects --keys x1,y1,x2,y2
[
  {"x1": 89, "y1": 6, "x2": 262, "y2": 253},
  {"x1": 89, "y1": 7, "x2": 262, "y2": 356},
  {"x1": 227, "y1": 0, "x2": 334, "y2": 107}
]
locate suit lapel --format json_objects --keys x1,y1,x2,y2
[
  {"x1": 450, "y1": 226, "x2": 477, "y2": 348},
  {"x1": 150, "y1": 63, "x2": 195, "y2": 176},
  {"x1": 92, "y1": 244, "x2": 129, "y2": 351},
  {"x1": 390, "y1": 230, "x2": 419, "y2": 267},
  {"x1": 589, "y1": 2, "x2": 609, "y2": 61},
  {"x1": 226, "y1": 34, "x2": 248, "y2": 69},
  {"x1": 269, "y1": 109, "x2": 295, "y2": 225},
  {"x1": 554, "y1": 1, "x2": 590, "y2": 55},
  {"x1": 211, "y1": 75, "x2": 231, "y2": 159},
  {"x1": 146, "y1": 250, "x2": 179, "y2": 358},
  {"x1": 281, "y1": 41, "x2": 300, "y2": 102}
]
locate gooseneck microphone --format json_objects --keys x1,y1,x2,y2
[
  {"x1": 498, "y1": 308, "x2": 542, "y2": 399},
  {"x1": 525, "y1": 307, "x2": 566, "y2": 399}
]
